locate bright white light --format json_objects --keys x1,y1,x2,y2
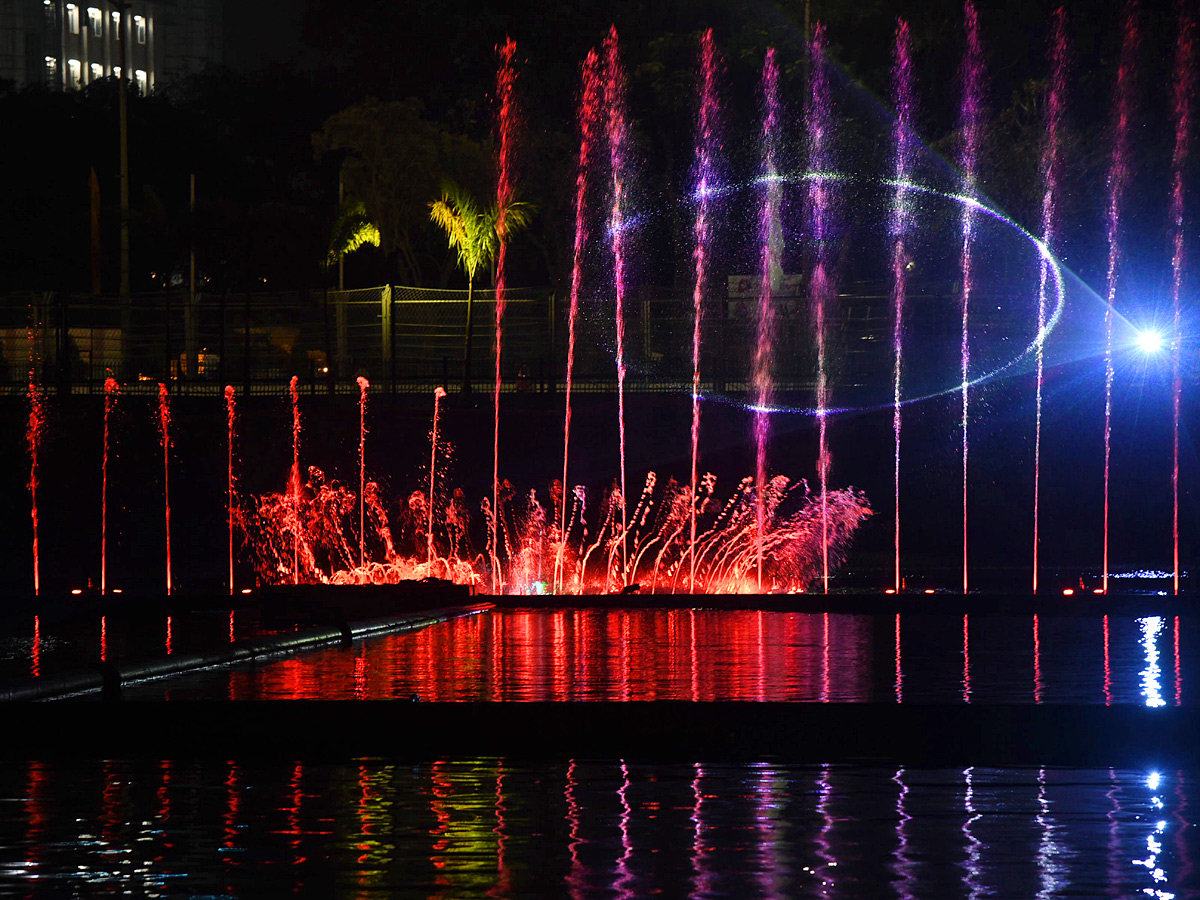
[
  {"x1": 1136, "y1": 329, "x2": 1166, "y2": 354},
  {"x1": 1147, "y1": 771, "x2": 1161, "y2": 791}
]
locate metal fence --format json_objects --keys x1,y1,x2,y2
[{"x1": 1, "y1": 283, "x2": 1017, "y2": 396}]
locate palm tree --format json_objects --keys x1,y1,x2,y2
[
  {"x1": 326, "y1": 199, "x2": 381, "y2": 278},
  {"x1": 429, "y1": 181, "x2": 531, "y2": 395}
]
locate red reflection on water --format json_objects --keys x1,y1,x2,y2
[
  {"x1": 429, "y1": 762, "x2": 451, "y2": 874},
  {"x1": 962, "y1": 614, "x2": 971, "y2": 704},
  {"x1": 31, "y1": 615, "x2": 40, "y2": 678},
  {"x1": 222, "y1": 609, "x2": 871, "y2": 702},
  {"x1": 894, "y1": 613, "x2": 903, "y2": 703},
  {"x1": 165, "y1": 615, "x2": 172, "y2": 655},
  {"x1": 1103, "y1": 614, "x2": 1112, "y2": 706},
  {"x1": 100, "y1": 615, "x2": 107, "y2": 662},
  {"x1": 157, "y1": 759, "x2": 171, "y2": 827},
  {"x1": 224, "y1": 762, "x2": 240, "y2": 852},
  {"x1": 1033, "y1": 614, "x2": 1043, "y2": 703},
  {"x1": 493, "y1": 767, "x2": 512, "y2": 898},
  {"x1": 1176, "y1": 615, "x2": 1182, "y2": 706},
  {"x1": 566, "y1": 760, "x2": 585, "y2": 899}
]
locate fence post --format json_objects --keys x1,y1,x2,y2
[{"x1": 389, "y1": 285, "x2": 396, "y2": 396}]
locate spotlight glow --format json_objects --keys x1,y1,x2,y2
[{"x1": 1135, "y1": 329, "x2": 1166, "y2": 354}]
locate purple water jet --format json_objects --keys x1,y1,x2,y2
[
  {"x1": 1169, "y1": 3, "x2": 1194, "y2": 596},
  {"x1": 603, "y1": 26, "x2": 632, "y2": 584},
  {"x1": 807, "y1": 25, "x2": 836, "y2": 594},
  {"x1": 753, "y1": 49, "x2": 782, "y2": 593},
  {"x1": 889, "y1": 19, "x2": 916, "y2": 594},
  {"x1": 1033, "y1": 8, "x2": 1068, "y2": 593},
  {"x1": 690, "y1": 28, "x2": 720, "y2": 594},
  {"x1": 957, "y1": 0, "x2": 985, "y2": 594},
  {"x1": 1102, "y1": 1, "x2": 1139, "y2": 594}
]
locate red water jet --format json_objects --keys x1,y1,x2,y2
[
  {"x1": 429, "y1": 386, "x2": 446, "y2": 562},
  {"x1": 493, "y1": 36, "x2": 518, "y2": 595},
  {"x1": 158, "y1": 383, "x2": 172, "y2": 594},
  {"x1": 559, "y1": 48, "x2": 602, "y2": 594},
  {"x1": 289, "y1": 375, "x2": 301, "y2": 584},
  {"x1": 225, "y1": 385, "x2": 236, "y2": 595},
  {"x1": 101, "y1": 376, "x2": 119, "y2": 595}
]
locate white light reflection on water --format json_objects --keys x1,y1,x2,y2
[
  {"x1": 961, "y1": 767, "x2": 983, "y2": 900},
  {"x1": 1136, "y1": 771, "x2": 1175, "y2": 899},
  {"x1": 891, "y1": 767, "x2": 916, "y2": 900},
  {"x1": 1140, "y1": 617, "x2": 1168, "y2": 708},
  {"x1": 1035, "y1": 767, "x2": 1065, "y2": 900}
]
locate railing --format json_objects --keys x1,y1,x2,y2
[{"x1": 1, "y1": 283, "x2": 1027, "y2": 395}]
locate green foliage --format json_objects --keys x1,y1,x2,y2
[
  {"x1": 325, "y1": 199, "x2": 381, "y2": 268},
  {"x1": 428, "y1": 181, "x2": 533, "y2": 286},
  {"x1": 314, "y1": 99, "x2": 491, "y2": 284}
]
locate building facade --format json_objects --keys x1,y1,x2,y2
[{"x1": 0, "y1": 0, "x2": 221, "y2": 91}]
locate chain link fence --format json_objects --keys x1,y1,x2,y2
[{"x1": 2, "y1": 283, "x2": 1019, "y2": 396}]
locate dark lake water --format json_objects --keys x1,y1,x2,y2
[
  {"x1": 7, "y1": 606, "x2": 1197, "y2": 897},
  {"x1": 114, "y1": 607, "x2": 1196, "y2": 705},
  {"x1": 0, "y1": 759, "x2": 1194, "y2": 899}
]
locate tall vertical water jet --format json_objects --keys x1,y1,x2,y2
[
  {"x1": 101, "y1": 377, "x2": 119, "y2": 595},
  {"x1": 1033, "y1": 9, "x2": 1068, "y2": 593},
  {"x1": 604, "y1": 26, "x2": 631, "y2": 582},
  {"x1": 492, "y1": 36, "x2": 518, "y2": 594},
  {"x1": 429, "y1": 385, "x2": 447, "y2": 562},
  {"x1": 1169, "y1": 3, "x2": 1194, "y2": 596},
  {"x1": 1102, "y1": 2, "x2": 1139, "y2": 594},
  {"x1": 289, "y1": 375, "x2": 301, "y2": 585},
  {"x1": 957, "y1": 0, "x2": 985, "y2": 594},
  {"x1": 690, "y1": 29, "x2": 720, "y2": 594},
  {"x1": 157, "y1": 383, "x2": 171, "y2": 595},
  {"x1": 754, "y1": 49, "x2": 782, "y2": 592},
  {"x1": 807, "y1": 25, "x2": 836, "y2": 594},
  {"x1": 26, "y1": 319, "x2": 44, "y2": 596},
  {"x1": 889, "y1": 19, "x2": 916, "y2": 595},
  {"x1": 225, "y1": 385, "x2": 236, "y2": 595},
  {"x1": 357, "y1": 376, "x2": 369, "y2": 569},
  {"x1": 558, "y1": 48, "x2": 602, "y2": 594}
]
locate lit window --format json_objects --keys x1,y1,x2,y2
[
  {"x1": 133, "y1": 15, "x2": 146, "y2": 44},
  {"x1": 110, "y1": 10, "x2": 120, "y2": 34},
  {"x1": 89, "y1": 62, "x2": 103, "y2": 81},
  {"x1": 112, "y1": 65, "x2": 120, "y2": 78},
  {"x1": 134, "y1": 69, "x2": 147, "y2": 93},
  {"x1": 67, "y1": 58, "x2": 81, "y2": 88},
  {"x1": 44, "y1": 56, "x2": 58, "y2": 82},
  {"x1": 87, "y1": 7, "x2": 101, "y2": 37},
  {"x1": 66, "y1": 4, "x2": 79, "y2": 34},
  {"x1": 44, "y1": 2, "x2": 56, "y2": 28}
]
